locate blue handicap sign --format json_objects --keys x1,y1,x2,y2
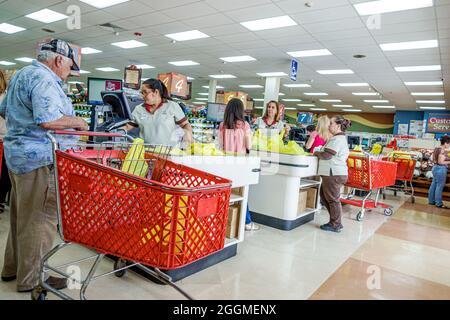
[{"x1": 290, "y1": 59, "x2": 298, "y2": 81}]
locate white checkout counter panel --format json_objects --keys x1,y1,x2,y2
[{"x1": 248, "y1": 151, "x2": 320, "y2": 230}]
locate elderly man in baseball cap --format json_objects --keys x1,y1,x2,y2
[{"x1": 0, "y1": 39, "x2": 88, "y2": 292}]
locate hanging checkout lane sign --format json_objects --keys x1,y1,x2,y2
[
  {"x1": 290, "y1": 59, "x2": 298, "y2": 81},
  {"x1": 427, "y1": 113, "x2": 450, "y2": 133}
]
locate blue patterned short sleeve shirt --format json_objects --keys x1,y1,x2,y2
[{"x1": 0, "y1": 60, "x2": 78, "y2": 174}]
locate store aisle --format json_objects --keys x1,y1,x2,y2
[
  {"x1": 310, "y1": 202, "x2": 450, "y2": 300},
  {"x1": 0, "y1": 195, "x2": 427, "y2": 300}
]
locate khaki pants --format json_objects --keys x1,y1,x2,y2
[
  {"x1": 2, "y1": 166, "x2": 57, "y2": 291},
  {"x1": 320, "y1": 175, "x2": 348, "y2": 228}
]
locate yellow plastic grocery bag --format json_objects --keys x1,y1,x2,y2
[{"x1": 121, "y1": 138, "x2": 149, "y2": 178}]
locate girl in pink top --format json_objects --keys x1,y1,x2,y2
[
  {"x1": 305, "y1": 116, "x2": 331, "y2": 153},
  {"x1": 219, "y1": 98, "x2": 252, "y2": 154}
]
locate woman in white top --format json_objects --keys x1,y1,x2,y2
[
  {"x1": 0, "y1": 69, "x2": 11, "y2": 214},
  {"x1": 124, "y1": 79, "x2": 193, "y2": 146},
  {"x1": 314, "y1": 115, "x2": 351, "y2": 233},
  {"x1": 255, "y1": 100, "x2": 290, "y2": 138}
]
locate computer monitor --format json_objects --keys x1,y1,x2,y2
[
  {"x1": 88, "y1": 77, "x2": 123, "y2": 105},
  {"x1": 206, "y1": 103, "x2": 226, "y2": 122},
  {"x1": 100, "y1": 91, "x2": 133, "y2": 131},
  {"x1": 347, "y1": 135, "x2": 360, "y2": 148},
  {"x1": 361, "y1": 138, "x2": 369, "y2": 147}
]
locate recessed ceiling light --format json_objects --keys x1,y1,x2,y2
[
  {"x1": 198, "y1": 93, "x2": 209, "y2": 96},
  {"x1": 317, "y1": 69, "x2": 354, "y2": 74},
  {"x1": 419, "y1": 106, "x2": 446, "y2": 110},
  {"x1": 333, "y1": 105, "x2": 353, "y2": 107},
  {"x1": 79, "y1": 70, "x2": 91, "y2": 74},
  {"x1": 411, "y1": 92, "x2": 444, "y2": 96},
  {"x1": 279, "y1": 93, "x2": 285, "y2": 96},
  {"x1": 202, "y1": 85, "x2": 224, "y2": 89},
  {"x1": 415, "y1": 100, "x2": 445, "y2": 104},
  {"x1": 337, "y1": 83, "x2": 369, "y2": 87},
  {"x1": 287, "y1": 49, "x2": 332, "y2": 58},
  {"x1": 352, "y1": 92, "x2": 380, "y2": 96},
  {"x1": 25, "y1": 9, "x2": 67, "y2": 23},
  {"x1": 241, "y1": 15, "x2": 297, "y2": 31},
  {"x1": 395, "y1": 65, "x2": 441, "y2": 72},
  {"x1": 81, "y1": 47, "x2": 102, "y2": 55},
  {"x1": 0, "y1": 23, "x2": 26, "y2": 34},
  {"x1": 354, "y1": 0, "x2": 433, "y2": 16},
  {"x1": 135, "y1": 64, "x2": 155, "y2": 69},
  {"x1": 111, "y1": 40, "x2": 147, "y2": 49},
  {"x1": 96, "y1": 67, "x2": 119, "y2": 72},
  {"x1": 372, "y1": 105, "x2": 396, "y2": 109},
  {"x1": 310, "y1": 108, "x2": 327, "y2": 111},
  {"x1": 165, "y1": 30, "x2": 209, "y2": 41},
  {"x1": 15, "y1": 57, "x2": 34, "y2": 63},
  {"x1": 343, "y1": 109, "x2": 362, "y2": 112},
  {"x1": 257, "y1": 72, "x2": 288, "y2": 77},
  {"x1": 0, "y1": 61, "x2": 16, "y2": 66},
  {"x1": 79, "y1": 0, "x2": 130, "y2": 8},
  {"x1": 187, "y1": 77, "x2": 195, "y2": 81},
  {"x1": 304, "y1": 92, "x2": 328, "y2": 96},
  {"x1": 239, "y1": 85, "x2": 263, "y2": 88},
  {"x1": 220, "y1": 55, "x2": 256, "y2": 62},
  {"x1": 320, "y1": 99, "x2": 342, "y2": 102},
  {"x1": 283, "y1": 84, "x2": 311, "y2": 88},
  {"x1": 380, "y1": 40, "x2": 438, "y2": 51},
  {"x1": 253, "y1": 99, "x2": 265, "y2": 101},
  {"x1": 364, "y1": 100, "x2": 389, "y2": 103},
  {"x1": 169, "y1": 60, "x2": 199, "y2": 66},
  {"x1": 285, "y1": 107, "x2": 297, "y2": 110},
  {"x1": 282, "y1": 99, "x2": 302, "y2": 102},
  {"x1": 210, "y1": 74, "x2": 236, "y2": 79},
  {"x1": 195, "y1": 98, "x2": 208, "y2": 101},
  {"x1": 405, "y1": 81, "x2": 443, "y2": 86},
  {"x1": 298, "y1": 104, "x2": 315, "y2": 107}
]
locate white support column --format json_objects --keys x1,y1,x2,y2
[
  {"x1": 263, "y1": 77, "x2": 281, "y2": 114},
  {"x1": 208, "y1": 79, "x2": 217, "y2": 103}
]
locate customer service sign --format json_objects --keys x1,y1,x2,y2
[{"x1": 427, "y1": 113, "x2": 450, "y2": 133}]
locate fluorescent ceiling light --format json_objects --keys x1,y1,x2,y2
[
  {"x1": 0, "y1": 61, "x2": 16, "y2": 66},
  {"x1": 282, "y1": 99, "x2": 302, "y2": 102},
  {"x1": 135, "y1": 64, "x2": 155, "y2": 69},
  {"x1": 0, "y1": 23, "x2": 26, "y2": 34},
  {"x1": 411, "y1": 92, "x2": 444, "y2": 96},
  {"x1": 304, "y1": 92, "x2": 328, "y2": 96},
  {"x1": 169, "y1": 60, "x2": 199, "y2": 66},
  {"x1": 15, "y1": 57, "x2": 34, "y2": 63},
  {"x1": 343, "y1": 109, "x2": 362, "y2": 112},
  {"x1": 68, "y1": 81, "x2": 84, "y2": 84},
  {"x1": 395, "y1": 65, "x2": 441, "y2": 72},
  {"x1": 95, "y1": 67, "x2": 119, "y2": 72},
  {"x1": 364, "y1": 100, "x2": 389, "y2": 103},
  {"x1": 254, "y1": 107, "x2": 264, "y2": 109},
  {"x1": 253, "y1": 99, "x2": 265, "y2": 101},
  {"x1": 419, "y1": 106, "x2": 446, "y2": 110},
  {"x1": 79, "y1": 0, "x2": 129, "y2": 8},
  {"x1": 111, "y1": 40, "x2": 147, "y2": 49},
  {"x1": 25, "y1": 9, "x2": 67, "y2": 23},
  {"x1": 187, "y1": 77, "x2": 195, "y2": 81},
  {"x1": 317, "y1": 69, "x2": 354, "y2": 74},
  {"x1": 209, "y1": 74, "x2": 236, "y2": 79},
  {"x1": 241, "y1": 15, "x2": 297, "y2": 31},
  {"x1": 198, "y1": 93, "x2": 209, "y2": 96},
  {"x1": 193, "y1": 101, "x2": 206, "y2": 105},
  {"x1": 380, "y1": 40, "x2": 438, "y2": 51},
  {"x1": 287, "y1": 49, "x2": 332, "y2": 58},
  {"x1": 257, "y1": 72, "x2": 288, "y2": 77},
  {"x1": 283, "y1": 84, "x2": 311, "y2": 88},
  {"x1": 79, "y1": 70, "x2": 91, "y2": 74},
  {"x1": 352, "y1": 92, "x2": 379, "y2": 96},
  {"x1": 337, "y1": 83, "x2": 369, "y2": 87},
  {"x1": 278, "y1": 93, "x2": 285, "y2": 96},
  {"x1": 165, "y1": 30, "x2": 209, "y2": 41},
  {"x1": 416, "y1": 100, "x2": 445, "y2": 104},
  {"x1": 285, "y1": 108, "x2": 297, "y2": 110},
  {"x1": 333, "y1": 105, "x2": 353, "y2": 107},
  {"x1": 372, "y1": 105, "x2": 396, "y2": 109},
  {"x1": 220, "y1": 55, "x2": 256, "y2": 62},
  {"x1": 310, "y1": 108, "x2": 327, "y2": 111},
  {"x1": 202, "y1": 85, "x2": 224, "y2": 89},
  {"x1": 354, "y1": 0, "x2": 433, "y2": 15},
  {"x1": 81, "y1": 47, "x2": 102, "y2": 55},
  {"x1": 405, "y1": 81, "x2": 443, "y2": 86},
  {"x1": 195, "y1": 98, "x2": 208, "y2": 101},
  {"x1": 298, "y1": 104, "x2": 315, "y2": 107},
  {"x1": 320, "y1": 99, "x2": 342, "y2": 102},
  {"x1": 239, "y1": 85, "x2": 263, "y2": 88}
]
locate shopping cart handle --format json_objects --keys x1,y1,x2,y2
[{"x1": 52, "y1": 130, "x2": 125, "y2": 138}]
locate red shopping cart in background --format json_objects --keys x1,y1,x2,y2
[
  {"x1": 381, "y1": 153, "x2": 417, "y2": 203},
  {"x1": 33, "y1": 131, "x2": 232, "y2": 300},
  {"x1": 340, "y1": 154, "x2": 398, "y2": 221}
]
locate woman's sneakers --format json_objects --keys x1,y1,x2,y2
[
  {"x1": 320, "y1": 223, "x2": 343, "y2": 233},
  {"x1": 245, "y1": 222, "x2": 260, "y2": 231}
]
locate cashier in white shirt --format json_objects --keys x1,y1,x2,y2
[
  {"x1": 123, "y1": 79, "x2": 193, "y2": 146},
  {"x1": 255, "y1": 100, "x2": 290, "y2": 138}
]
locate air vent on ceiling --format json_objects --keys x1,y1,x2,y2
[
  {"x1": 98, "y1": 23, "x2": 127, "y2": 34},
  {"x1": 42, "y1": 28, "x2": 55, "y2": 33}
]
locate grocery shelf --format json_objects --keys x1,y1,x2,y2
[
  {"x1": 300, "y1": 179, "x2": 321, "y2": 189},
  {"x1": 230, "y1": 193, "x2": 244, "y2": 203}
]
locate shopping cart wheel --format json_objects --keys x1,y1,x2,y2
[
  {"x1": 384, "y1": 208, "x2": 393, "y2": 216},
  {"x1": 31, "y1": 287, "x2": 47, "y2": 300},
  {"x1": 114, "y1": 259, "x2": 127, "y2": 278},
  {"x1": 356, "y1": 212, "x2": 363, "y2": 222}
]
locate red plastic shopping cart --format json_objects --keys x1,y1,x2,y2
[
  {"x1": 33, "y1": 131, "x2": 232, "y2": 300},
  {"x1": 340, "y1": 154, "x2": 398, "y2": 221},
  {"x1": 381, "y1": 153, "x2": 417, "y2": 203}
]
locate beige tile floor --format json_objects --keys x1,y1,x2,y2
[{"x1": 0, "y1": 194, "x2": 413, "y2": 300}]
